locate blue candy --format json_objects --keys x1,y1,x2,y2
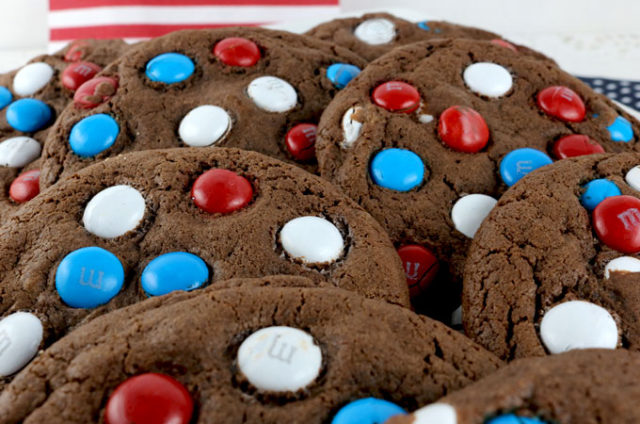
[
  {"x1": 499, "y1": 148, "x2": 552, "y2": 187},
  {"x1": 580, "y1": 178, "x2": 621, "y2": 211},
  {"x1": 146, "y1": 53, "x2": 194, "y2": 84},
  {"x1": 326, "y1": 63, "x2": 361, "y2": 89},
  {"x1": 417, "y1": 21, "x2": 430, "y2": 30},
  {"x1": 485, "y1": 414, "x2": 549, "y2": 424},
  {"x1": 370, "y1": 148, "x2": 425, "y2": 192},
  {"x1": 55, "y1": 246, "x2": 125, "y2": 309},
  {"x1": 5, "y1": 98, "x2": 51, "y2": 132},
  {"x1": 607, "y1": 116, "x2": 634, "y2": 142},
  {"x1": 331, "y1": 398, "x2": 406, "y2": 424},
  {"x1": 0, "y1": 86, "x2": 12, "y2": 110},
  {"x1": 69, "y1": 114, "x2": 119, "y2": 157},
  {"x1": 141, "y1": 252, "x2": 209, "y2": 297}
]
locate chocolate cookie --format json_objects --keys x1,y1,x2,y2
[
  {"x1": 463, "y1": 153, "x2": 640, "y2": 360},
  {"x1": 0, "y1": 276, "x2": 502, "y2": 423},
  {"x1": 0, "y1": 147, "x2": 408, "y2": 386},
  {"x1": 386, "y1": 349, "x2": 640, "y2": 424},
  {"x1": 38, "y1": 28, "x2": 367, "y2": 191},
  {"x1": 0, "y1": 39, "x2": 130, "y2": 218},
  {"x1": 315, "y1": 38, "x2": 640, "y2": 322},
  {"x1": 305, "y1": 13, "x2": 550, "y2": 62}
]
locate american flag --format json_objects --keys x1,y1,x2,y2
[{"x1": 48, "y1": 0, "x2": 341, "y2": 51}]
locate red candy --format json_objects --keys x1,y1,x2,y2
[
  {"x1": 105, "y1": 373, "x2": 193, "y2": 424},
  {"x1": 397, "y1": 244, "x2": 439, "y2": 298},
  {"x1": 593, "y1": 195, "x2": 640, "y2": 254},
  {"x1": 191, "y1": 168, "x2": 253, "y2": 214},
  {"x1": 9, "y1": 169, "x2": 40, "y2": 204},
  {"x1": 214, "y1": 37, "x2": 261, "y2": 67},
  {"x1": 552, "y1": 134, "x2": 605, "y2": 159},
  {"x1": 438, "y1": 105, "x2": 490, "y2": 153},
  {"x1": 64, "y1": 40, "x2": 89, "y2": 62},
  {"x1": 74, "y1": 76, "x2": 119, "y2": 109},
  {"x1": 491, "y1": 39, "x2": 518, "y2": 52},
  {"x1": 61, "y1": 61, "x2": 102, "y2": 92},
  {"x1": 285, "y1": 123, "x2": 317, "y2": 161},
  {"x1": 537, "y1": 86, "x2": 586, "y2": 122},
  {"x1": 372, "y1": 81, "x2": 421, "y2": 113}
]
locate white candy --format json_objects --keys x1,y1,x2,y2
[
  {"x1": 418, "y1": 114, "x2": 434, "y2": 124},
  {"x1": 83, "y1": 185, "x2": 146, "y2": 239},
  {"x1": 354, "y1": 18, "x2": 396, "y2": 45},
  {"x1": 0, "y1": 312, "x2": 43, "y2": 377},
  {"x1": 341, "y1": 106, "x2": 363, "y2": 148},
  {"x1": 179, "y1": 105, "x2": 231, "y2": 147},
  {"x1": 451, "y1": 194, "x2": 497, "y2": 239},
  {"x1": 0, "y1": 136, "x2": 41, "y2": 168},
  {"x1": 451, "y1": 306, "x2": 463, "y2": 327},
  {"x1": 237, "y1": 326, "x2": 322, "y2": 392},
  {"x1": 280, "y1": 216, "x2": 344, "y2": 264},
  {"x1": 463, "y1": 62, "x2": 513, "y2": 97},
  {"x1": 247, "y1": 76, "x2": 297, "y2": 113},
  {"x1": 13, "y1": 62, "x2": 54, "y2": 96},
  {"x1": 625, "y1": 165, "x2": 640, "y2": 191},
  {"x1": 540, "y1": 300, "x2": 618, "y2": 354},
  {"x1": 412, "y1": 403, "x2": 457, "y2": 424},
  {"x1": 604, "y1": 256, "x2": 640, "y2": 279}
]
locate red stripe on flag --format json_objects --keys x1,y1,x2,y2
[
  {"x1": 50, "y1": 23, "x2": 266, "y2": 40},
  {"x1": 50, "y1": 0, "x2": 339, "y2": 10}
]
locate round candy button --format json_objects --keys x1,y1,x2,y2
[
  {"x1": 74, "y1": 76, "x2": 119, "y2": 109},
  {"x1": 539, "y1": 300, "x2": 617, "y2": 354},
  {"x1": 411, "y1": 403, "x2": 457, "y2": 424},
  {"x1": 536, "y1": 86, "x2": 586, "y2": 122},
  {"x1": 417, "y1": 21, "x2": 431, "y2": 31},
  {"x1": 397, "y1": 244, "x2": 439, "y2": 298},
  {"x1": 178, "y1": 105, "x2": 231, "y2": 147},
  {"x1": 370, "y1": 148, "x2": 424, "y2": 192},
  {"x1": 105, "y1": 373, "x2": 193, "y2": 424},
  {"x1": 55, "y1": 246, "x2": 125, "y2": 308},
  {"x1": 13, "y1": 62, "x2": 54, "y2": 96},
  {"x1": 0, "y1": 86, "x2": 12, "y2": 110},
  {"x1": 64, "y1": 40, "x2": 89, "y2": 62},
  {"x1": 372, "y1": 81, "x2": 420, "y2": 113},
  {"x1": 145, "y1": 53, "x2": 194, "y2": 84},
  {"x1": 463, "y1": 62, "x2": 513, "y2": 97},
  {"x1": 451, "y1": 194, "x2": 497, "y2": 238},
  {"x1": 191, "y1": 169, "x2": 253, "y2": 214},
  {"x1": 491, "y1": 39, "x2": 518, "y2": 52},
  {"x1": 552, "y1": 134, "x2": 604, "y2": 159},
  {"x1": 0, "y1": 312, "x2": 43, "y2": 377},
  {"x1": 331, "y1": 398, "x2": 406, "y2": 424},
  {"x1": 280, "y1": 216, "x2": 344, "y2": 264},
  {"x1": 6, "y1": 98, "x2": 52, "y2": 132},
  {"x1": 626, "y1": 165, "x2": 640, "y2": 192},
  {"x1": 61, "y1": 61, "x2": 101, "y2": 91},
  {"x1": 326, "y1": 63, "x2": 361, "y2": 89},
  {"x1": 593, "y1": 195, "x2": 640, "y2": 253},
  {"x1": 487, "y1": 414, "x2": 549, "y2": 424},
  {"x1": 213, "y1": 37, "x2": 261, "y2": 67},
  {"x1": 9, "y1": 169, "x2": 40, "y2": 204},
  {"x1": 69, "y1": 113, "x2": 120, "y2": 157},
  {"x1": 141, "y1": 252, "x2": 209, "y2": 297},
  {"x1": 0, "y1": 136, "x2": 41, "y2": 168},
  {"x1": 580, "y1": 179, "x2": 621, "y2": 212},
  {"x1": 354, "y1": 18, "x2": 396, "y2": 45},
  {"x1": 607, "y1": 116, "x2": 634, "y2": 143},
  {"x1": 237, "y1": 326, "x2": 322, "y2": 392},
  {"x1": 83, "y1": 185, "x2": 146, "y2": 239},
  {"x1": 438, "y1": 105, "x2": 489, "y2": 153},
  {"x1": 247, "y1": 76, "x2": 298, "y2": 113},
  {"x1": 499, "y1": 148, "x2": 552, "y2": 187},
  {"x1": 341, "y1": 106, "x2": 363, "y2": 148},
  {"x1": 604, "y1": 256, "x2": 640, "y2": 279},
  {"x1": 285, "y1": 123, "x2": 317, "y2": 161}
]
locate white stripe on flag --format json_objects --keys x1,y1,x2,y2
[{"x1": 48, "y1": 38, "x2": 144, "y2": 53}]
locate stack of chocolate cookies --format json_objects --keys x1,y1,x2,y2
[{"x1": 0, "y1": 11, "x2": 639, "y2": 424}]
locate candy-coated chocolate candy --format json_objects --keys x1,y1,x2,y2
[
  {"x1": 145, "y1": 53, "x2": 194, "y2": 84},
  {"x1": 326, "y1": 63, "x2": 361, "y2": 89},
  {"x1": 593, "y1": 195, "x2": 640, "y2": 253},
  {"x1": 55, "y1": 246, "x2": 125, "y2": 308},
  {"x1": 491, "y1": 39, "x2": 518, "y2": 52},
  {"x1": 285, "y1": 123, "x2": 317, "y2": 161},
  {"x1": 625, "y1": 165, "x2": 640, "y2": 191},
  {"x1": 61, "y1": 61, "x2": 101, "y2": 91},
  {"x1": 141, "y1": 252, "x2": 209, "y2": 296},
  {"x1": 0, "y1": 86, "x2": 12, "y2": 110},
  {"x1": 191, "y1": 169, "x2": 253, "y2": 214},
  {"x1": 178, "y1": 105, "x2": 231, "y2": 147},
  {"x1": 83, "y1": 185, "x2": 146, "y2": 239},
  {"x1": 417, "y1": 21, "x2": 431, "y2": 31},
  {"x1": 6, "y1": 98, "x2": 52, "y2": 132},
  {"x1": 280, "y1": 216, "x2": 344, "y2": 264},
  {"x1": 370, "y1": 148, "x2": 424, "y2": 191},
  {"x1": 552, "y1": 134, "x2": 604, "y2": 159},
  {"x1": 105, "y1": 373, "x2": 193, "y2": 424},
  {"x1": 451, "y1": 193, "x2": 497, "y2": 238},
  {"x1": 604, "y1": 256, "x2": 640, "y2": 279},
  {"x1": 607, "y1": 116, "x2": 634, "y2": 142},
  {"x1": 341, "y1": 106, "x2": 363, "y2": 148},
  {"x1": 486, "y1": 414, "x2": 550, "y2": 424},
  {"x1": 580, "y1": 179, "x2": 620, "y2": 211},
  {"x1": 247, "y1": 76, "x2": 298, "y2": 112},
  {"x1": 73, "y1": 76, "x2": 119, "y2": 109},
  {"x1": 499, "y1": 148, "x2": 552, "y2": 187},
  {"x1": 0, "y1": 136, "x2": 41, "y2": 167},
  {"x1": 411, "y1": 403, "x2": 457, "y2": 424},
  {"x1": 463, "y1": 62, "x2": 513, "y2": 97},
  {"x1": 213, "y1": 37, "x2": 261, "y2": 67},
  {"x1": 397, "y1": 244, "x2": 439, "y2": 298},
  {"x1": 64, "y1": 40, "x2": 89, "y2": 62},
  {"x1": 9, "y1": 169, "x2": 40, "y2": 203},
  {"x1": 372, "y1": 81, "x2": 420, "y2": 113},
  {"x1": 331, "y1": 398, "x2": 406, "y2": 424},
  {"x1": 13, "y1": 62, "x2": 53, "y2": 96},
  {"x1": 536, "y1": 86, "x2": 586, "y2": 122},
  {"x1": 438, "y1": 105, "x2": 489, "y2": 153},
  {"x1": 354, "y1": 18, "x2": 396, "y2": 45},
  {"x1": 69, "y1": 113, "x2": 119, "y2": 157},
  {"x1": 0, "y1": 312, "x2": 43, "y2": 377}
]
